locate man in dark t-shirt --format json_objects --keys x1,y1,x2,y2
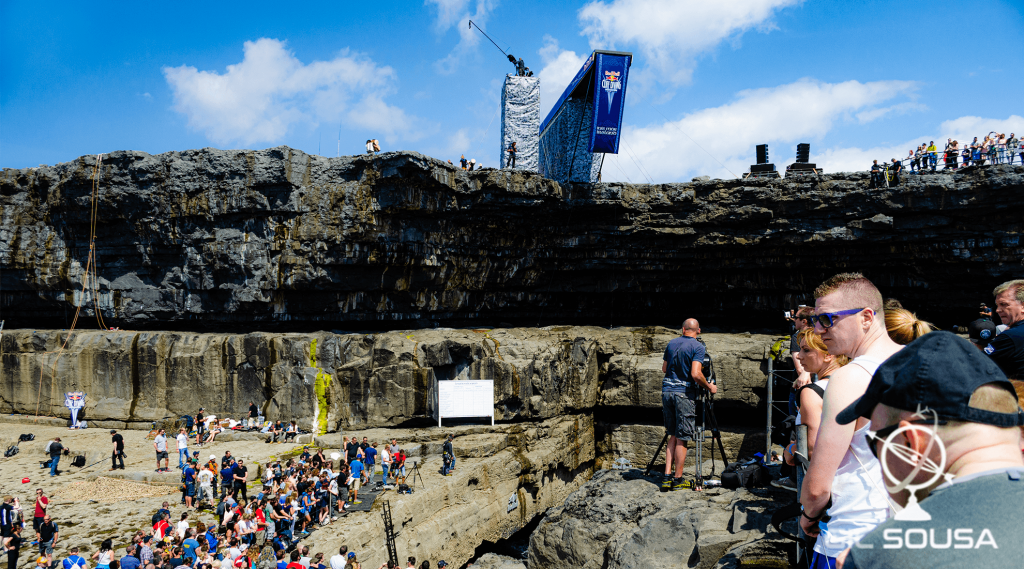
[
  {"x1": 111, "y1": 430, "x2": 125, "y2": 470},
  {"x1": 660, "y1": 319, "x2": 716, "y2": 491},
  {"x1": 986, "y1": 280, "x2": 1024, "y2": 380},
  {"x1": 232, "y1": 460, "x2": 248, "y2": 503},
  {"x1": 345, "y1": 439, "x2": 362, "y2": 464}
]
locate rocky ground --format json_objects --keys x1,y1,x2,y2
[
  {"x1": 1, "y1": 414, "x2": 595, "y2": 569},
  {"x1": 527, "y1": 468, "x2": 795, "y2": 569}
]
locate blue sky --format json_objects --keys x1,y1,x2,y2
[{"x1": 2, "y1": 0, "x2": 1022, "y2": 182}]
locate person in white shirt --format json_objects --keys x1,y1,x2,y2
[
  {"x1": 176, "y1": 428, "x2": 189, "y2": 470},
  {"x1": 176, "y1": 512, "x2": 190, "y2": 540},
  {"x1": 800, "y1": 273, "x2": 900, "y2": 567},
  {"x1": 329, "y1": 547, "x2": 349, "y2": 569},
  {"x1": 197, "y1": 467, "x2": 215, "y2": 506}
]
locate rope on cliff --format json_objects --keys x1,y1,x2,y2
[{"x1": 34, "y1": 154, "x2": 104, "y2": 421}]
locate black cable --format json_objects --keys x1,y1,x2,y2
[{"x1": 468, "y1": 20, "x2": 509, "y2": 57}]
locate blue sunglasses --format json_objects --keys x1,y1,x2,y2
[{"x1": 812, "y1": 308, "x2": 869, "y2": 329}]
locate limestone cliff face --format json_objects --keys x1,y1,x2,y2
[
  {"x1": 0, "y1": 327, "x2": 775, "y2": 429},
  {"x1": 2, "y1": 148, "x2": 1021, "y2": 331}
]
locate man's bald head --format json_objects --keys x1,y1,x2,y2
[{"x1": 682, "y1": 319, "x2": 700, "y2": 337}]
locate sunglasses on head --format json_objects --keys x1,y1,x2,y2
[
  {"x1": 811, "y1": 308, "x2": 869, "y2": 329},
  {"x1": 863, "y1": 418, "x2": 948, "y2": 460}
]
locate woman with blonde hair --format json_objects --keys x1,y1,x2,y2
[
  {"x1": 783, "y1": 328, "x2": 849, "y2": 552},
  {"x1": 885, "y1": 307, "x2": 933, "y2": 344}
]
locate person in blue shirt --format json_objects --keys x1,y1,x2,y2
[
  {"x1": 183, "y1": 462, "x2": 196, "y2": 508},
  {"x1": 660, "y1": 319, "x2": 717, "y2": 491},
  {"x1": 118, "y1": 545, "x2": 141, "y2": 569},
  {"x1": 180, "y1": 530, "x2": 200, "y2": 564},
  {"x1": 348, "y1": 458, "x2": 364, "y2": 504},
  {"x1": 62, "y1": 547, "x2": 86, "y2": 569},
  {"x1": 204, "y1": 528, "x2": 219, "y2": 558},
  {"x1": 362, "y1": 444, "x2": 377, "y2": 484},
  {"x1": 220, "y1": 464, "x2": 235, "y2": 501}
]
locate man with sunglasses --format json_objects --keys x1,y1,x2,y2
[
  {"x1": 832, "y1": 331, "x2": 1024, "y2": 569},
  {"x1": 800, "y1": 273, "x2": 901, "y2": 568}
]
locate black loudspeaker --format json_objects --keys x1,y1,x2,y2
[
  {"x1": 796, "y1": 143, "x2": 810, "y2": 163},
  {"x1": 751, "y1": 164, "x2": 776, "y2": 173},
  {"x1": 756, "y1": 144, "x2": 768, "y2": 165}
]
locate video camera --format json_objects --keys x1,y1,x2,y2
[{"x1": 696, "y1": 337, "x2": 718, "y2": 390}]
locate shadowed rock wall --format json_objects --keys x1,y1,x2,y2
[{"x1": 2, "y1": 148, "x2": 1021, "y2": 331}]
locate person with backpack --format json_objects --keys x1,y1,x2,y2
[
  {"x1": 63, "y1": 547, "x2": 87, "y2": 569},
  {"x1": 1, "y1": 496, "x2": 15, "y2": 538},
  {"x1": 441, "y1": 435, "x2": 454, "y2": 476}
]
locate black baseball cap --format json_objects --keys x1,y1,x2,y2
[
  {"x1": 837, "y1": 331, "x2": 1024, "y2": 427},
  {"x1": 967, "y1": 318, "x2": 997, "y2": 346}
]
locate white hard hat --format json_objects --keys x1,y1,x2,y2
[
  {"x1": 210, "y1": 455, "x2": 217, "y2": 460},
  {"x1": 330, "y1": 453, "x2": 341, "y2": 460}
]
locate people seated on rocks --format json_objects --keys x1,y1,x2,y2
[
  {"x1": 284, "y1": 422, "x2": 298, "y2": 442},
  {"x1": 833, "y1": 332, "x2": 1024, "y2": 568},
  {"x1": 801, "y1": 273, "x2": 901, "y2": 568},
  {"x1": 269, "y1": 422, "x2": 285, "y2": 443}
]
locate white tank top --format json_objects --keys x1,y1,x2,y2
[
  {"x1": 815, "y1": 355, "x2": 892, "y2": 557},
  {"x1": 795, "y1": 379, "x2": 829, "y2": 426}
]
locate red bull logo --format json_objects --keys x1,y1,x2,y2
[{"x1": 601, "y1": 70, "x2": 623, "y2": 112}]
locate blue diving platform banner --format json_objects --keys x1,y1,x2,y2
[
  {"x1": 539, "y1": 50, "x2": 632, "y2": 183},
  {"x1": 590, "y1": 52, "x2": 631, "y2": 154}
]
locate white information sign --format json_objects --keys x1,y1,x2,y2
[{"x1": 436, "y1": 380, "x2": 494, "y2": 427}]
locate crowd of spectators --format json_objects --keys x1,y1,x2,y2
[
  {"x1": 773, "y1": 275, "x2": 1024, "y2": 568},
  {"x1": 2, "y1": 427, "x2": 456, "y2": 569},
  {"x1": 870, "y1": 132, "x2": 1021, "y2": 187}
]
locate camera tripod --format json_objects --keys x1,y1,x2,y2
[
  {"x1": 402, "y1": 459, "x2": 425, "y2": 489},
  {"x1": 646, "y1": 388, "x2": 728, "y2": 490}
]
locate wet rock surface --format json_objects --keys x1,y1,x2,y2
[{"x1": 2, "y1": 148, "x2": 1021, "y2": 331}]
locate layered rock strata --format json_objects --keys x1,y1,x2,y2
[
  {"x1": 0, "y1": 327, "x2": 776, "y2": 431},
  {"x1": 2, "y1": 148, "x2": 1020, "y2": 331}
]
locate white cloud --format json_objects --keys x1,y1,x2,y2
[
  {"x1": 817, "y1": 114, "x2": 1024, "y2": 173},
  {"x1": 163, "y1": 38, "x2": 416, "y2": 146},
  {"x1": 537, "y1": 36, "x2": 586, "y2": 119},
  {"x1": 855, "y1": 102, "x2": 927, "y2": 124},
  {"x1": 426, "y1": 0, "x2": 498, "y2": 75},
  {"x1": 579, "y1": 0, "x2": 801, "y2": 85},
  {"x1": 604, "y1": 78, "x2": 920, "y2": 182}
]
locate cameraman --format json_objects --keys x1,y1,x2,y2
[{"x1": 660, "y1": 319, "x2": 717, "y2": 491}]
